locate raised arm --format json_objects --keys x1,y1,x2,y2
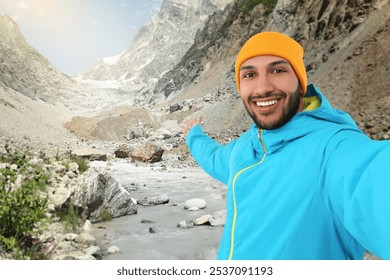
[{"x1": 181, "y1": 115, "x2": 236, "y2": 184}]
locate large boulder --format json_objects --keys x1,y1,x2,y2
[
  {"x1": 69, "y1": 167, "x2": 137, "y2": 222},
  {"x1": 130, "y1": 144, "x2": 164, "y2": 163}
]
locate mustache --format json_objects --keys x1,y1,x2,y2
[{"x1": 248, "y1": 92, "x2": 286, "y2": 102}]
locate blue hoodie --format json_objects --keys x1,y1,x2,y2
[{"x1": 186, "y1": 84, "x2": 390, "y2": 260}]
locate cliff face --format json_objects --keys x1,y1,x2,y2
[{"x1": 78, "y1": 0, "x2": 233, "y2": 104}]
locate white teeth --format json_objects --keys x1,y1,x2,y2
[{"x1": 256, "y1": 100, "x2": 277, "y2": 107}]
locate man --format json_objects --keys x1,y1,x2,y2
[{"x1": 181, "y1": 31, "x2": 390, "y2": 260}]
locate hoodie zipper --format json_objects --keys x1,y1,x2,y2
[{"x1": 228, "y1": 129, "x2": 267, "y2": 260}]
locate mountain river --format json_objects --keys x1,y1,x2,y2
[{"x1": 90, "y1": 160, "x2": 226, "y2": 260}]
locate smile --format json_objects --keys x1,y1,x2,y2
[{"x1": 256, "y1": 99, "x2": 278, "y2": 107}]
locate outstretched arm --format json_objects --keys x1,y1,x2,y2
[
  {"x1": 322, "y1": 128, "x2": 390, "y2": 259},
  {"x1": 181, "y1": 115, "x2": 235, "y2": 184}
]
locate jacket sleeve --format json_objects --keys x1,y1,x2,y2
[
  {"x1": 320, "y1": 127, "x2": 390, "y2": 259},
  {"x1": 186, "y1": 124, "x2": 236, "y2": 184}
]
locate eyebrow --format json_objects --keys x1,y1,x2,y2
[{"x1": 239, "y1": 59, "x2": 290, "y2": 71}]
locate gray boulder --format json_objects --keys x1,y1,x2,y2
[{"x1": 70, "y1": 167, "x2": 138, "y2": 222}]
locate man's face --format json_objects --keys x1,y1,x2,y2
[{"x1": 238, "y1": 55, "x2": 304, "y2": 130}]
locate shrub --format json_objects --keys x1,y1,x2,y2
[
  {"x1": 100, "y1": 209, "x2": 113, "y2": 222},
  {"x1": 69, "y1": 155, "x2": 89, "y2": 174},
  {"x1": 0, "y1": 144, "x2": 50, "y2": 259},
  {"x1": 57, "y1": 203, "x2": 83, "y2": 232}
]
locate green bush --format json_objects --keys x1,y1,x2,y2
[
  {"x1": 100, "y1": 209, "x2": 113, "y2": 222},
  {"x1": 69, "y1": 155, "x2": 89, "y2": 174},
  {"x1": 57, "y1": 203, "x2": 82, "y2": 232},
  {"x1": 0, "y1": 144, "x2": 50, "y2": 258},
  {"x1": 75, "y1": 158, "x2": 89, "y2": 174}
]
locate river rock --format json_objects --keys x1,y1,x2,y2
[
  {"x1": 49, "y1": 184, "x2": 73, "y2": 210},
  {"x1": 149, "y1": 226, "x2": 159, "y2": 233},
  {"x1": 75, "y1": 233, "x2": 96, "y2": 245},
  {"x1": 114, "y1": 145, "x2": 131, "y2": 159},
  {"x1": 209, "y1": 210, "x2": 226, "y2": 227},
  {"x1": 107, "y1": 246, "x2": 120, "y2": 254},
  {"x1": 84, "y1": 245, "x2": 102, "y2": 258},
  {"x1": 177, "y1": 220, "x2": 194, "y2": 229},
  {"x1": 150, "y1": 194, "x2": 169, "y2": 205},
  {"x1": 184, "y1": 198, "x2": 207, "y2": 210},
  {"x1": 194, "y1": 214, "x2": 212, "y2": 226}
]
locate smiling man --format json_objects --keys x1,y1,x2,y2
[{"x1": 181, "y1": 31, "x2": 390, "y2": 260}]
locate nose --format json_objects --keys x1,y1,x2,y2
[{"x1": 254, "y1": 75, "x2": 275, "y2": 97}]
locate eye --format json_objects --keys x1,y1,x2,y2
[
  {"x1": 242, "y1": 72, "x2": 256, "y2": 78},
  {"x1": 271, "y1": 68, "x2": 287, "y2": 74}
]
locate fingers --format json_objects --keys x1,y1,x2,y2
[{"x1": 180, "y1": 115, "x2": 203, "y2": 138}]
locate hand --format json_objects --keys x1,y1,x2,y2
[{"x1": 180, "y1": 115, "x2": 203, "y2": 138}]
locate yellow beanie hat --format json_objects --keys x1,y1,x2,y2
[{"x1": 235, "y1": 31, "x2": 307, "y2": 95}]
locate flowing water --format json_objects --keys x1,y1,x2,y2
[{"x1": 90, "y1": 160, "x2": 226, "y2": 260}]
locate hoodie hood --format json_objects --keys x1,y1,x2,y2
[
  {"x1": 302, "y1": 84, "x2": 358, "y2": 127},
  {"x1": 251, "y1": 84, "x2": 360, "y2": 155}
]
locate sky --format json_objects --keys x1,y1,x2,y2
[{"x1": 0, "y1": 0, "x2": 163, "y2": 76}]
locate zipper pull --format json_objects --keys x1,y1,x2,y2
[
  {"x1": 258, "y1": 129, "x2": 263, "y2": 140},
  {"x1": 257, "y1": 129, "x2": 267, "y2": 155}
]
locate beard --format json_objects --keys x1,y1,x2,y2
[{"x1": 243, "y1": 86, "x2": 302, "y2": 130}]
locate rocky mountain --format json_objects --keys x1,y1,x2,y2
[{"x1": 78, "y1": 0, "x2": 233, "y2": 104}]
